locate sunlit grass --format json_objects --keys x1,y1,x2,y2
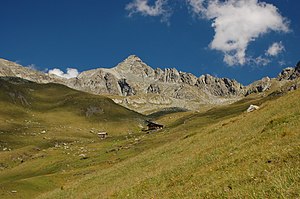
[{"x1": 0, "y1": 77, "x2": 299, "y2": 198}]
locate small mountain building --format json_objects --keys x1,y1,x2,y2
[{"x1": 146, "y1": 121, "x2": 164, "y2": 131}]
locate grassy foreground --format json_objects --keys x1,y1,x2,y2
[{"x1": 0, "y1": 77, "x2": 300, "y2": 198}]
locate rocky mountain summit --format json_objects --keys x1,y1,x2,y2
[{"x1": 1, "y1": 56, "x2": 299, "y2": 113}]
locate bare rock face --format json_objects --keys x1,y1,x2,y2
[
  {"x1": 164, "y1": 68, "x2": 181, "y2": 83},
  {"x1": 118, "y1": 79, "x2": 135, "y2": 96},
  {"x1": 179, "y1": 72, "x2": 197, "y2": 85},
  {"x1": 0, "y1": 58, "x2": 62, "y2": 84},
  {"x1": 147, "y1": 84, "x2": 160, "y2": 94},
  {"x1": 277, "y1": 67, "x2": 297, "y2": 80},
  {"x1": 104, "y1": 73, "x2": 120, "y2": 95},
  {"x1": 195, "y1": 74, "x2": 245, "y2": 97},
  {"x1": 245, "y1": 77, "x2": 271, "y2": 96},
  {"x1": 277, "y1": 61, "x2": 300, "y2": 81},
  {"x1": 114, "y1": 55, "x2": 155, "y2": 78}
]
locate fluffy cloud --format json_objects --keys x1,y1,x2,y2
[
  {"x1": 266, "y1": 42, "x2": 285, "y2": 56},
  {"x1": 126, "y1": 0, "x2": 171, "y2": 23},
  {"x1": 48, "y1": 68, "x2": 79, "y2": 79},
  {"x1": 126, "y1": 0, "x2": 289, "y2": 66},
  {"x1": 187, "y1": 0, "x2": 289, "y2": 66}
]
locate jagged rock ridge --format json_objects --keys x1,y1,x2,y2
[{"x1": 1, "y1": 56, "x2": 299, "y2": 113}]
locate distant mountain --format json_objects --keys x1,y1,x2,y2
[{"x1": 1, "y1": 56, "x2": 299, "y2": 113}]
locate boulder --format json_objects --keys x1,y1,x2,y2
[{"x1": 247, "y1": 105, "x2": 260, "y2": 113}]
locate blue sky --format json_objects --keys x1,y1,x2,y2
[{"x1": 0, "y1": 0, "x2": 299, "y2": 85}]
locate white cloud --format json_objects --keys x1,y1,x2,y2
[
  {"x1": 126, "y1": 0, "x2": 171, "y2": 23},
  {"x1": 187, "y1": 0, "x2": 290, "y2": 66},
  {"x1": 125, "y1": 0, "x2": 290, "y2": 66},
  {"x1": 251, "y1": 56, "x2": 271, "y2": 66},
  {"x1": 48, "y1": 68, "x2": 79, "y2": 79},
  {"x1": 266, "y1": 42, "x2": 285, "y2": 56}
]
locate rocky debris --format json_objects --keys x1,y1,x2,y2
[
  {"x1": 147, "y1": 84, "x2": 160, "y2": 94},
  {"x1": 247, "y1": 105, "x2": 260, "y2": 113},
  {"x1": 245, "y1": 77, "x2": 271, "y2": 96},
  {"x1": 118, "y1": 79, "x2": 135, "y2": 96}
]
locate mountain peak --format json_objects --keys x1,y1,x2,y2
[
  {"x1": 125, "y1": 55, "x2": 142, "y2": 62},
  {"x1": 113, "y1": 55, "x2": 154, "y2": 77}
]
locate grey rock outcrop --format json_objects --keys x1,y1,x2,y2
[
  {"x1": 147, "y1": 84, "x2": 160, "y2": 94},
  {"x1": 245, "y1": 77, "x2": 271, "y2": 96},
  {"x1": 277, "y1": 61, "x2": 300, "y2": 81},
  {"x1": 195, "y1": 74, "x2": 244, "y2": 97},
  {"x1": 247, "y1": 105, "x2": 260, "y2": 113},
  {"x1": 104, "y1": 73, "x2": 120, "y2": 95},
  {"x1": 118, "y1": 79, "x2": 135, "y2": 96},
  {"x1": 180, "y1": 72, "x2": 197, "y2": 85}
]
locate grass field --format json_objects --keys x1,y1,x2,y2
[{"x1": 0, "y1": 77, "x2": 299, "y2": 198}]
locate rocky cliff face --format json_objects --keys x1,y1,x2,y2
[
  {"x1": 277, "y1": 61, "x2": 300, "y2": 81},
  {"x1": 62, "y1": 55, "x2": 247, "y2": 112},
  {"x1": 1, "y1": 56, "x2": 299, "y2": 113}
]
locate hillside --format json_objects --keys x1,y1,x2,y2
[
  {"x1": 0, "y1": 76, "x2": 299, "y2": 198},
  {"x1": 37, "y1": 79, "x2": 300, "y2": 198},
  {"x1": 0, "y1": 77, "x2": 146, "y2": 198}
]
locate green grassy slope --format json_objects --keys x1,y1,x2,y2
[
  {"x1": 1, "y1": 77, "x2": 299, "y2": 198},
  {"x1": 38, "y1": 84, "x2": 300, "y2": 198},
  {"x1": 0, "y1": 77, "x2": 146, "y2": 198}
]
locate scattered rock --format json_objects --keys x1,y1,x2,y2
[
  {"x1": 79, "y1": 154, "x2": 88, "y2": 160},
  {"x1": 288, "y1": 84, "x2": 297, "y2": 91},
  {"x1": 247, "y1": 105, "x2": 260, "y2": 113}
]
